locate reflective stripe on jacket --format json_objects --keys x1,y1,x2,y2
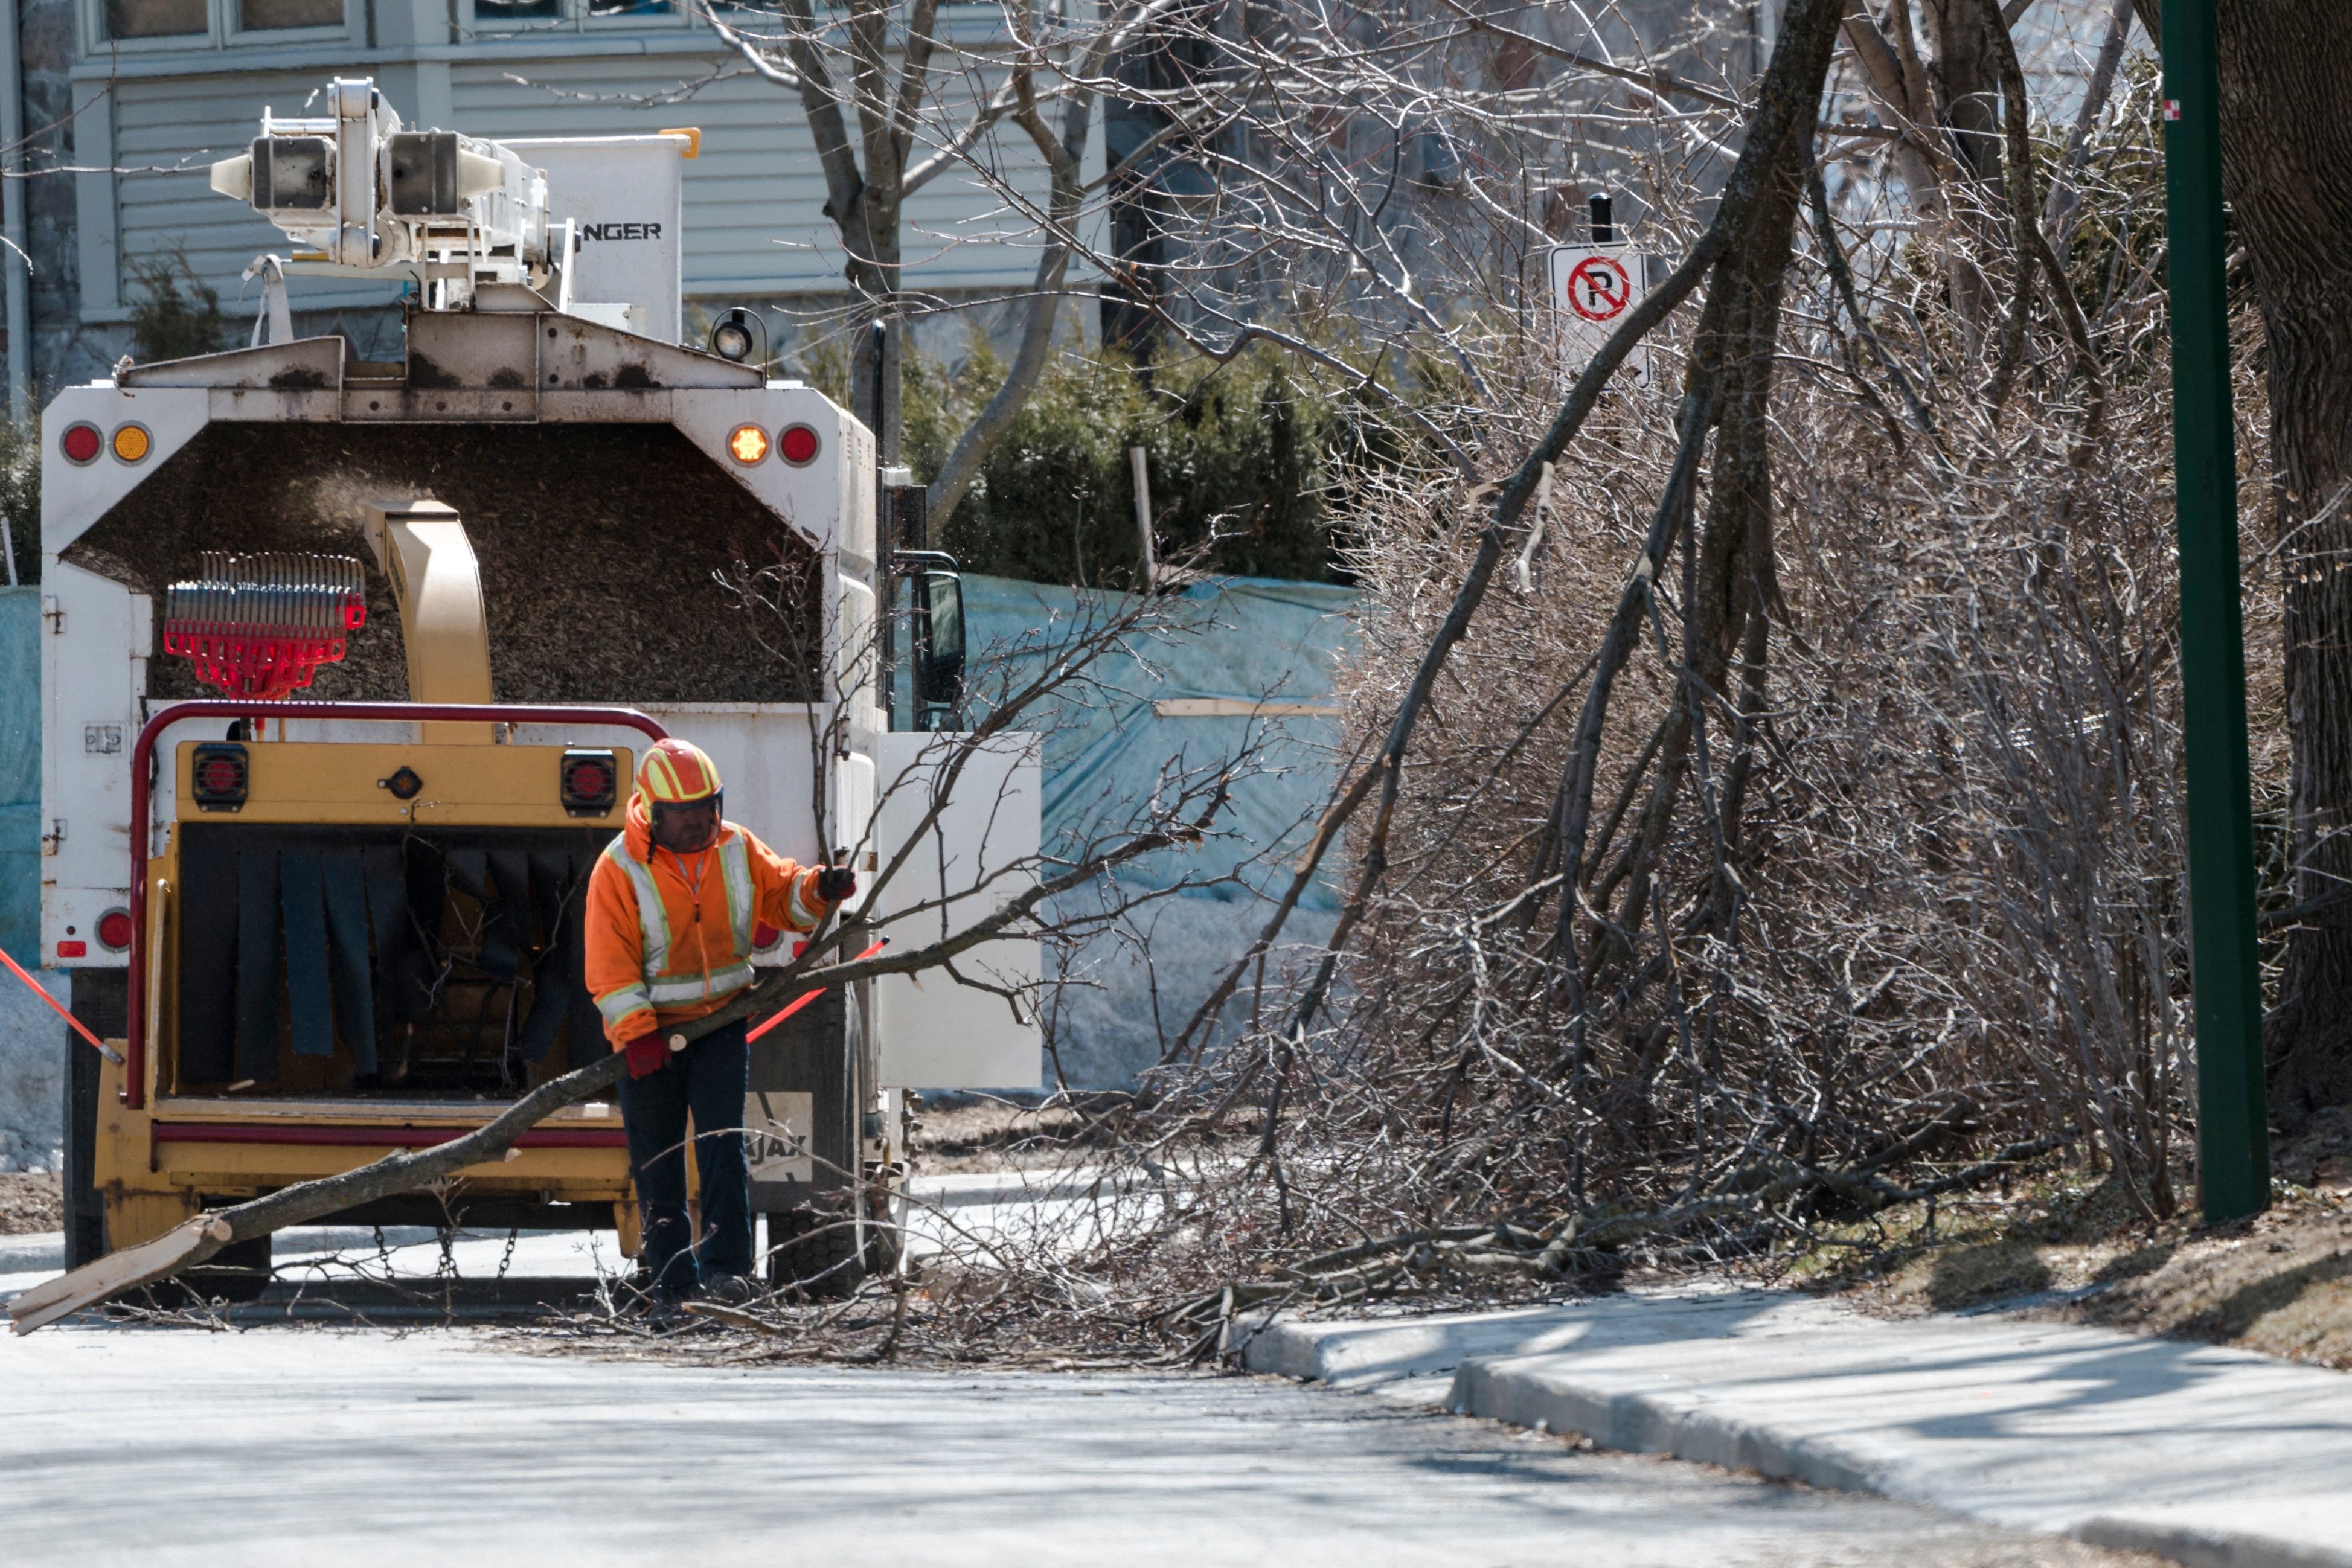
[{"x1": 583, "y1": 795, "x2": 836, "y2": 1047}]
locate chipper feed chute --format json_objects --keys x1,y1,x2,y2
[{"x1": 161, "y1": 552, "x2": 367, "y2": 700}]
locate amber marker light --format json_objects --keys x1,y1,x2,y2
[
  {"x1": 727, "y1": 424, "x2": 770, "y2": 464},
  {"x1": 112, "y1": 423, "x2": 152, "y2": 462}
]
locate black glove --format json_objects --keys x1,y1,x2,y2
[{"x1": 815, "y1": 865, "x2": 858, "y2": 904}]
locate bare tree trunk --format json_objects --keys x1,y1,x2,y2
[
  {"x1": 2206, "y1": 1, "x2": 2352, "y2": 1122},
  {"x1": 848, "y1": 0, "x2": 920, "y2": 462},
  {"x1": 1841, "y1": 0, "x2": 1997, "y2": 345},
  {"x1": 924, "y1": 19, "x2": 1102, "y2": 525},
  {"x1": 1921, "y1": 0, "x2": 2001, "y2": 178},
  {"x1": 2043, "y1": 0, "x2": 2135, "y2": 267},
  {"x1": 1597, "y1": 92, "x2": 1815, "y2": 948}
]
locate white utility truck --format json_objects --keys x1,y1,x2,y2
[{"x1": 40, "y1": 78, "x2": 1039, "y2": 1297}]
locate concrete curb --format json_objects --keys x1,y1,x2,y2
[
  {"x1": 2071, "y1": 1517, "x2": 2352, "y2": 1568},
  {"x1": 1242, "y1": 1298, "x2": 2352, "y2": 1568},
  {"x1": 1453, "y1": 1354, "x2": 1889, "y2": 1495}
]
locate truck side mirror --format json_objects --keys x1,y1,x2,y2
[{"x1": 915, "y1": 568, "x2": 965, "y2": 724}]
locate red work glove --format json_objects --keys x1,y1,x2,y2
[
  {"x1": 815, "y1": 865, "x2": 858, "y2": 904},
  {"x1": 624, "y1": 1034, "x2": 670, "y2": 1078}
]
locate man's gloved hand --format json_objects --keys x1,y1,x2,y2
[
  {"x1": 624, "y1": 1034, "x2": 670, "y2": 1078},
  {"x1": 815, "y1": 865, "x2": 858, "y2": 904}
]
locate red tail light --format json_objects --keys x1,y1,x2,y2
[
  {"x1": 191, "y1": 743, "x2": 249, "y2": 811},
  {"x1": 60, "y1": 423, "x2": 102, "y2": 464},
  {"x1": 97, "y1": 909, "x2": 134, "y2": 950},
  {"x1": 561, "y1": 749, "x2": 618, "y2": 816},
  {"x1": 778, "y1": 423, "x2": 820, "y2": 466}
]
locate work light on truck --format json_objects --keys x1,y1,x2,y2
[
  {"x1": 560, "y1": 749, "x2": 619, "y2": 816},
  {"x1": 248, "y1": 135, "x2": 334, "y2": 213},
  {"x1": 710, "y1": 307, "x2": 761, "y2": 363},
  {"x1": 190, "y1": 743, "x2": 249, "y2": 811}
]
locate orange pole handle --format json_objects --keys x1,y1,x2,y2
[
  {"x1": 748, "y1": 937, "x2": 889, "y2": 1042},
  {"x1": 0, "y1": 945, "x2": 126, "y2": 1065}
]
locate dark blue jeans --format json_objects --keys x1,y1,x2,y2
[{"x1": 617, "y1": 1018, "x2": 751, "y2": 1295}]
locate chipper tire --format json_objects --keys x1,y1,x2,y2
[
  {"x1": 63, "y1": 971, "x2": 123, "y2": 1270},
  {"x1": 764, "y1": 1206, "x2": 866, "y2": 1300}
]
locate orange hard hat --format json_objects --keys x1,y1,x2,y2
[{"x1": 636, "y1": 738, "x2": 722, "y2": 807}]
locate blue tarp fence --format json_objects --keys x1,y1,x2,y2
[
  {"x1": 957, "y1": 574, "x2": 1356, "y2": 1086},
  {"x1": 1, "y1": 586, "x2": 63, "y2": 1166},
  {"x1": 1, "y1": 586, "x2": 38, "y2": 959}
]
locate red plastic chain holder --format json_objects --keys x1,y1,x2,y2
[
  {"x1": 121, "y1": 700, "x2": 672, "y2": 1109},
  {"x1": 161, "y1": 552, "x2": 370, "y2": 701}
]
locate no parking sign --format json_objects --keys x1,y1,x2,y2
[{"x1": 1548, "y1": 244, "x2": 1653, "y2": 388}]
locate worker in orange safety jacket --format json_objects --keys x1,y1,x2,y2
[{"x1": 584, "y1": 737, "x2": 856, "y2": 1308}]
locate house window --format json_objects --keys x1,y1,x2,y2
[
  {"x1": 104, "y1": 0, "x2": 205, "y2": 37},
  {"x1": 467, "y1": 0, "x2": 681, "y2": 31},
  {"x1": 238, "y1": 0, "x2": 340, "y2": 27}
]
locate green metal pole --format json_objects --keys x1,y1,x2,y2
[{"x1": 2162, "y1": 0, "x2": 2269, "y2": 1221}]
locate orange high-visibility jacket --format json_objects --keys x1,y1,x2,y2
[{"x1": 583, "y1": 796, "x2": 835, "y2": 1048}]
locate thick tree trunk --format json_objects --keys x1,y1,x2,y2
[
  {"x1": 2207, "y1": 2, "x2": 2352, "y2": 1122},
  {"x1": 1924, "y1": 0, "x2": 2004, "y2": 338},
  {"x1": 1920, "y1": 0, "x2": 2003, "y2": 187}
]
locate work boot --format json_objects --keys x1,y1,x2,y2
[{"x1": 696, "y1": 1273, "x2": 761, "y2": 1307}]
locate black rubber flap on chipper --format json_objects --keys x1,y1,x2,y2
[
  {"x1": 232, "y1": 847, "x2": 281, "y2": 1081},
  {"x1": 321, "y1": 852, "x2": 379, "y2": 1073},
  {"x1": 280, "y1": 851, "x2": 334, "y2": 1058},
  {"x1": 482, "y1": 848, "x2": 531, "y2": 982},
  {"x1": 177, "y1": 825, "x2": 611, "y2": 1089},
  {"x1": 518, "y1": 848, "x2": 598, "y2": 1064}
]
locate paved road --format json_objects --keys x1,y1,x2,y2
[{"x1": 4, "y1": 1327, "x2": 2150, "y2": 1568}]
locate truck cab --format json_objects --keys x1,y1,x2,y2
[{"x1": 41, "y1": 79, "x2": 1040, "y2": 1295}]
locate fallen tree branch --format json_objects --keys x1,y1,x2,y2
[
  {"x1": 9, "y1": 980, "x2": 778, "y2": 1334},
  {"x1": 1171, "y1": 1127, "x2": 2080, "y2": 1321}
]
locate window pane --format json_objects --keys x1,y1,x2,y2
[
  {"x1": 586, "y1": 0, "x2": 675, "y2": 16},
  {"x1": 105, "y1": 0, "x2": 207, "y2": 38},
  {"x1": 240, "y1": 0, "x2": 342, "y2": 27},
  {"x1": 475, "y1": 0, "x2": 560, "y2": 21}
]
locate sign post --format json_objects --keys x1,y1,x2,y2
[
  {"x1": 1547, "y1": 193, "x2": 1651, "y2": 387},
  {"x1": 2162, "y1": 0, "x2": 2269, "y2": 1221}
]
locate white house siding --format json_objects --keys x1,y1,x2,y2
[{"x1": 447, "y1": 48, "x2": 1062, "y2": 299}]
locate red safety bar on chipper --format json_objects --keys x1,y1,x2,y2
[{"x1": 123, "y1": 701, "x2": 672, "y2": 1110}]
